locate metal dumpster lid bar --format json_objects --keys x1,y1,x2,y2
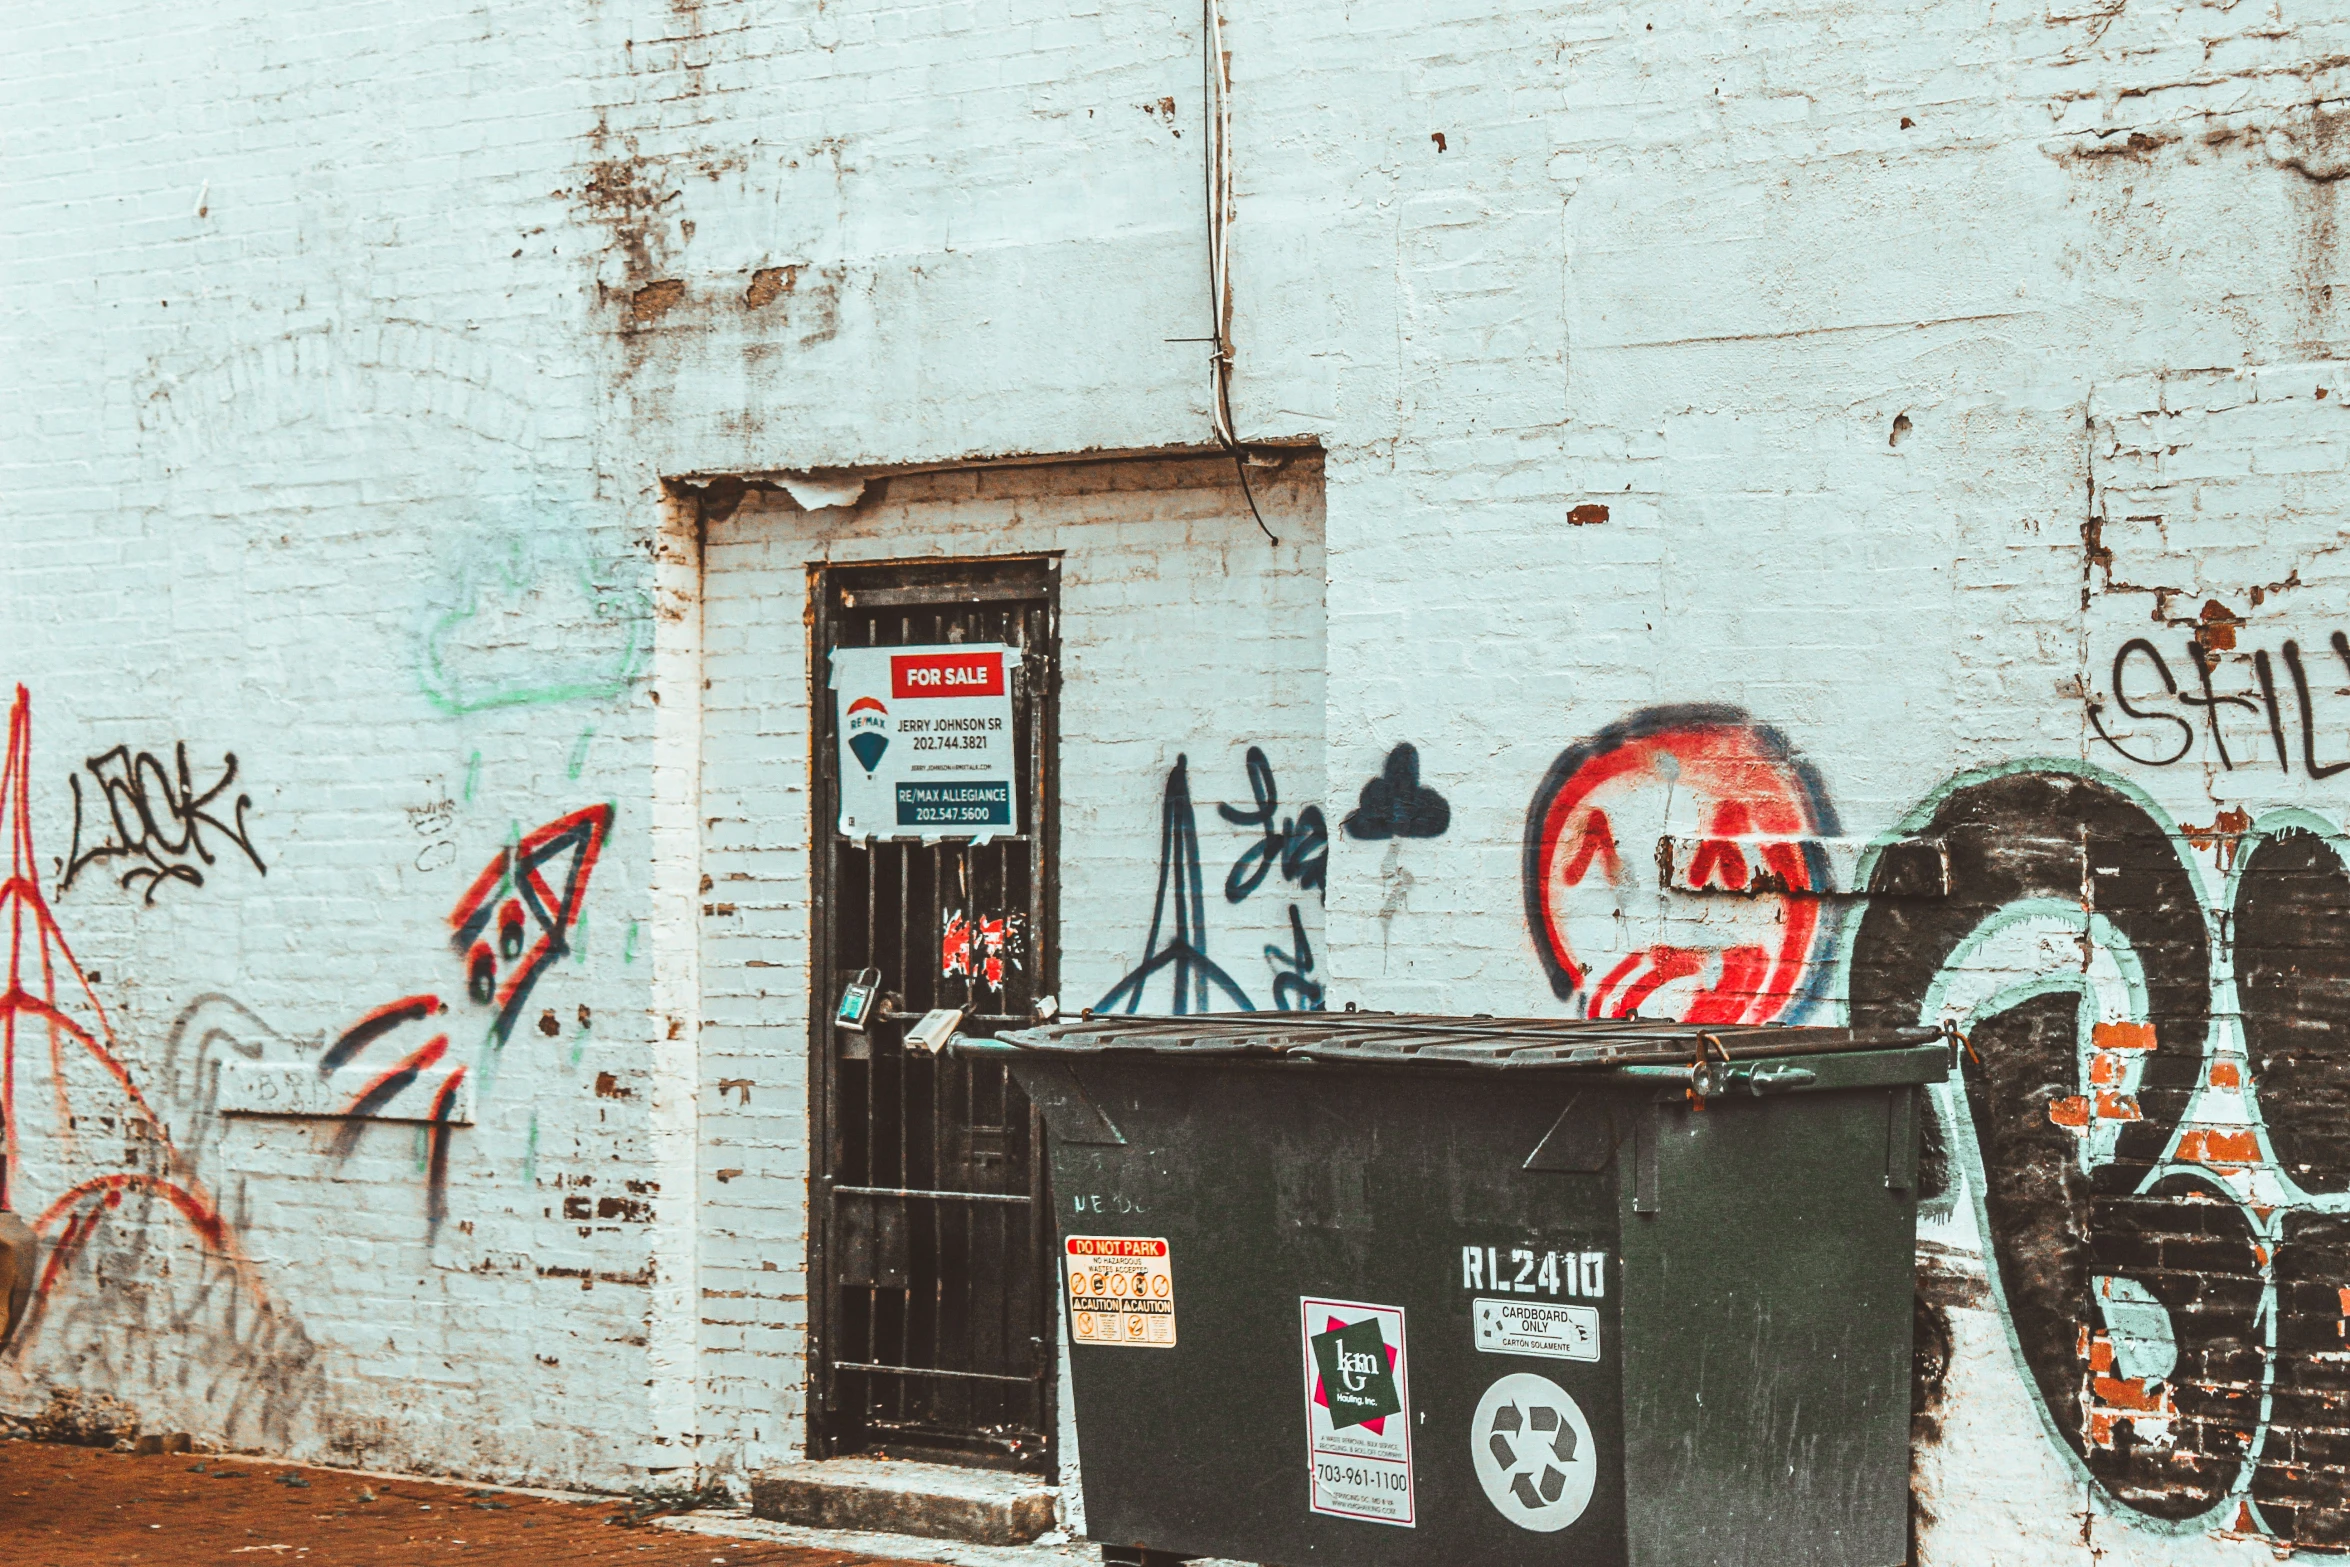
[{"x1": 986, "y1": 1012, "x2": 1942, "y2": 1069}]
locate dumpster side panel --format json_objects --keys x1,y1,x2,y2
[
  {"x1": 1622, "y1": 1089, "x2": 1915, "y2": 1567},
  {"x1": 1035, "y1": 1057, "x2": 1633, "y2": 1567}
]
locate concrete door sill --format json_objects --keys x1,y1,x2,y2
[
  {"x1": 660, "y1": 1510, "x2": 1264, "y2": 1567},
  {"x1": 746, "y1": 1457, "x2": 1057, "y2": 1547}
]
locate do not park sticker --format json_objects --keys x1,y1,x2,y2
[
  {"x1": 1066, "y1": 1236, "x2": 1175, "y2": 1348},
  {"x1": 1300, "y1": 1297, "x2": 1415, "y2": 1527}
]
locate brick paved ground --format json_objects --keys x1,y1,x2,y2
[{"x1": 0, "y1": 1440, "x2": 943, "y2": 1566}]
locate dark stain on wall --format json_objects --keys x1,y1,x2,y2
[
  {"x1": 2259, "y1": 1210, "x2": 2350, "y2": 1545},
  {"x1": 2236, "y1": 827, "x2": 2350, "y2": 1190},
  {"x1": 1909, "y1": 1291, "x2": 1953, "y2": 1564}
]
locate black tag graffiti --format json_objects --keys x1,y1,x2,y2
[
  {"x1": 1220, "y1": 745, "x2": 1328, "y2": 903},
  {"x1": 1099, "y1": 749, "x2": 1328, "y2": 1014},
  {"x1": 1342, "y1": 742, "x2": 1450, "y2": 840},
  {"x1": 59, "y1": 744, "x2": 265, "y2": 904},
  {"x1": 1094, "y1": 757, "x2": 1256, "y2": 1015}
]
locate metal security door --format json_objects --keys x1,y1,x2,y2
[{"x1": 808, "y1": 555, "x2": 1059, "y2": 1471}]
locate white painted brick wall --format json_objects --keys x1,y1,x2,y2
[{"x1": 13, "y1": 0, "x2": 2350, "y2": 1553}]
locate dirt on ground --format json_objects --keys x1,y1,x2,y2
[{"x1": 0, "y1": 1439, "x2": 944, "y2": 1566}]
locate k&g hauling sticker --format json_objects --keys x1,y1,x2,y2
[
  {"x1": 1301, "y1": 1297, "x2": 1415, "y2": 1527},
  {"x1": 1066, "y1": 1236, "x2": 1176, "y2": 1348}
]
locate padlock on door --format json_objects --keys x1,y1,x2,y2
[{"x1": 836, "y1": 968, "x2": 882, "y2": 1032}]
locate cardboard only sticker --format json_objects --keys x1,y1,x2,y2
[
  {"x1": 1474, "y1": 1299, "x2": 1601, "y2": 1362},
  {"x1": 1066, "y1": 1236, "x2": 1175, "y2": 1348},
  {"x1": 1301, "y1": 1297, "x2": 1415, "y2": 1527},
  {"x1": 830, "y1": 643, "x2": 1022, "y2": 843}
]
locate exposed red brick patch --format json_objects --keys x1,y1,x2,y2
[{"x1": 631, "y1": 279, "x2": 685, "y2": 322}]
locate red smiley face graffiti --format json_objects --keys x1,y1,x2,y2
[{"x1": 1523, "y1": 706, "x2": 1836, "y2": 1025}]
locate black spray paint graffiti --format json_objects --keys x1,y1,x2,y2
[
  {"x1": 1849, "y1": 763, "x2": 2350, "y2": 1548},
  {"x1": 1265, "y1": 904, "x2": 1322, "y2": 1012},
  {"x1": 1343, "y1": 743, "x2": 1451, "y2": 839},
  {"x1": 59, "y1": 743, "x2": 265, "y2": 903},
  {"x1": 1095, "y1": 758, "x2": 1255, "y2": 1014},
  {"x1": 1097, "y1": 749, "x2": 1324, "y2": 1014},
  {"x1": 2089, "y1": 627, "x2": 2350, "y2": 780},
  {"x1": 1221, "y1": 745, "x2": 1328, "y2": 900}
]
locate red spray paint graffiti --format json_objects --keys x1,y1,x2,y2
[
  {"x1": 0, "y1": 687, "x2": 263, "y2": 1323},
  {"x1": 321, "y1": 805, "x2": 611, "y2": 1228},
  {"x1": 1522, "y1": 706, "x2": 1837, "y2": 1024},
  {"x1": 449, "y1": 805, "x2": 611, "y2": 1047}
]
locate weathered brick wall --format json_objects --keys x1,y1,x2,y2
[
  {"x1": 11, "y1": 0, "x2": 2350, "y2": 1553},
  {"x1": 0, "y1": 0, "x2": 689, "y2": 1486}
]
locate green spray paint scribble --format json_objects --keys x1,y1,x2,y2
[
  {"x1": 413, "y1": 1125, "x2": 431, "y2": 1172},
  {"x1": 419, "y1": 533, "x2": 651, "y2": 715},
  {"x1": 568, "y1": 725, "x2": 596, "y2": 781},
  {"x1": 623, "y1": 918, "x2": 641, "y2": 964},
  {"x1": 463, "y1": 750, "x2": 482, "y2": 804},
  {"x1": 523, "y1": 1112, "x2": 540, "y2": 1187},
  {"x1": 469, "y1": 1020, "x2": 508, "y2": 1101}
]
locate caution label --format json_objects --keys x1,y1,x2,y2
[
  {"x1": 1301, "y1": 1297, "x2": 1416, "y2": 1527},
  {"x1": 1066, "y1": 1236, "x2": 1175, "y2": 1348},
  {"x1": 1474, "y1": 1299, "x2": 1601, "y2": 1363}
]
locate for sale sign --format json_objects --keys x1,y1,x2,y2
[{"x1": 830, "y1": 643, "x2": 1022, "y2": 842}]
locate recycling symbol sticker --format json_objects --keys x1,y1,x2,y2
[{"x1": 1470, "y1": 1372, "x2": 1596, "y2": 1532}]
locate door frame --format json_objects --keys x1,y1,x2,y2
[{"x1": 803, "y1": 550, "x2": 1062, "y2": 1469}]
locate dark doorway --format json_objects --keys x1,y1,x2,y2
[{"x1": 807, "y1": 554, "x2": 1059, "y2": 1472}]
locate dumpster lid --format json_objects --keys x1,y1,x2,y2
[{"x1": 986, "y1": 1013, "x2": 1942, "y2": 1069}]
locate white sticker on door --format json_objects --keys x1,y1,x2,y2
[
  {"x1": 1301, "y1": 1297, "x2": 1415, "y2": 1527},
  {"x1": 1474, "y1": 1298, "x2": 1601, "y2": 1362},
  {"x1": 1066, "y1": 1236, "x2": 1175, "y2": 1348},
  {"x1": 1471, "y1": 1372, "x2": 1597, "y2": 1533}
]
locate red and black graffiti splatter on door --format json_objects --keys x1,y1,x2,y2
[{"x1": 808, "y1": 556, "x2": 1059, "y2": 1472}]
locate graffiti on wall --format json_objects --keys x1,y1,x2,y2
[
  {"x1": 57, "y1": 741, "x2": 265, "y2": 904},
  {"x1": 1220, "y1": 745, "x2": 1328, "y2": 901},
  {"x1": 1343, "y1": 743, "x2": 1450, "y2": 840},
  {"x1": 0, "y1": 690, "x2": 281, "y2": 1342},
  {"x1": 448, "y1": 805, "x2": 612, "y2": 1047},
  {"x1": 46, "y1": 991, "x2": 331, "y2": 1446},
  {"x1": 2087, "y1": 622, "x2": 2350, "y2": 780},
  {"x1": 1518, "y1": 697, "x2": 2350, "y2": 1551},
  {"x1": 1522, "y1": 705, "x2": 1838, "y2": 1025},
  {"x1": 1848, "y1": 764, "x2": 2350, "y2": 1548},
  {"x1": 324, "y1": 803, "x2": 613, "y2": 1226},
  {"x1": 1097, "y1": 747, "x2": 1325, "y2": 1014},
  {"x1": 418, "y1": 533, "x2": 651, "y2": 714}
]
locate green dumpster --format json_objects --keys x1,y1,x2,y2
[{"x1": 962, "y1": 1013, "x2": 1946, "y2": 1567}]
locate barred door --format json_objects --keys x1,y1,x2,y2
[{"x1": 807, "y1": 555, "x2": 1058, "y2": 1471}]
